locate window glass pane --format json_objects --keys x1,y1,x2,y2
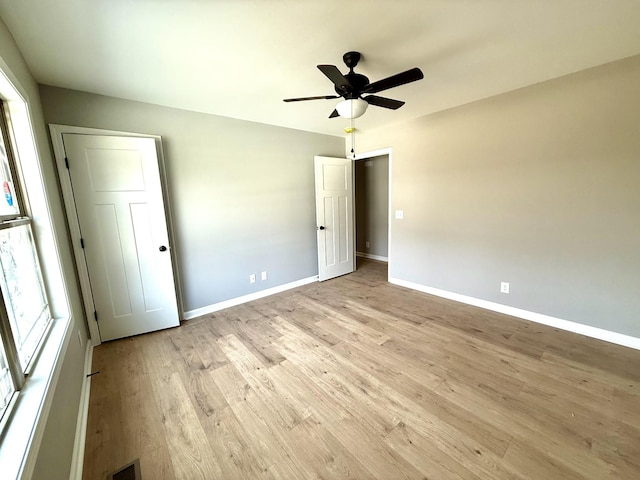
[
  {"x1": 0, "y1": 223, "x2": 51, "y2": 368},
  {"x1": 0, "y1": 131, "x2": 19, "y2": 218},
  {"x1": 0, "y1": 337, "x2": 15, "y2": 418}
]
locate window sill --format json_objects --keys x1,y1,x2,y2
[{"x1": 0, "y1": 316, "x2": 73, "y2": 480}]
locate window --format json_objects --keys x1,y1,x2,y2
[
  {"x1": 0, "y1": 336, "x2": 14, "y2": 414},
  {"x1": 0, "y1": 100, "x2": 52, "y2": 424}
]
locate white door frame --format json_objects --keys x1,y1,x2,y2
[
  {"x1": 49, "y1": 124, "x2": 183, "y2": 346},
  {"x1": 352, "y1": 147, "x2": 392, "y2": 281}
]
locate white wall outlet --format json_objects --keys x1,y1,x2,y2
[
  {"x1": 500, "y1": 282, "x2": 510, "y2": 294},
  {"x1": 395, "y1": 210, "x2": 404, "y2": 219},
  {"x1": 250, "y1": 274, "x2": 256, "y2": 284},
  {"x1": 365, "y1": 241, "x2": 370, "y2": 248},
  {"x1": 261, "y1": 271, "x2": 267, "y2": 281}
]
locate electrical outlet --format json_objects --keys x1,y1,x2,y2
[
  {"x1": 249, "y1": 274, "x2": 256, "y2": 284},
  {"x1": 395, "y1": 210, "x2": 404, "y2": 219},
  {"x1": 261, "y1": 271, "x2": 267, "y2": 281},
  {"x1": 500, "y1": 282, "x2": 510, "y2": 294},
  {"x1": 365, "y1": 241, "x2": 370, "y2": 248}
]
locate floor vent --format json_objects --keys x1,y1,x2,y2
[{"x1": 107, "y1": 459, "x2": 141, "y2": 480}]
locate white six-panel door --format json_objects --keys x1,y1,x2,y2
[
  {"x1": 63, "y1": 134, "x2": 179, "y2": 341},
  {"x1": 314, "y1": 156, "x2": 355, "y2": 281}
]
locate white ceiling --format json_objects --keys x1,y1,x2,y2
[{"x1": 1, "y1": 0, "x2": 640, "y2": 137}]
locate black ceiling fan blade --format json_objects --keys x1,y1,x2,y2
[
  {"x1": 329, "y1": 109, "x2": 340, "y2": 118},
  {"x1": 363, "y1": 67, "x2": 424, "y2": 94},
  {"x1": 318, "y1": 64, "x2": 353, "y2": 92},
  {"x1": 283, "y1": 95, "x2": 340, "y2": 102},
  {"x1": 365, "y1": 95, "x2": 405, "y2": 110}
]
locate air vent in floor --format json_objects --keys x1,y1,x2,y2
[{"x1": 107, "y1": 459, "x2": 141, "y2": 480}]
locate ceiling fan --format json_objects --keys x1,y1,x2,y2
[{"x1": 283, "y1": 51, "x2": 424, "y2": 119}]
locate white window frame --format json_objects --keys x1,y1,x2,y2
[{"x1": 0, "y1": 58, "x2": 76, "y2": 479}]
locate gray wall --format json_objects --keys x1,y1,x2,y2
[
  {"x1": 355, "y1": 155, "x2": 389, "y2": 258},
  {"x1": 0, "y1": 16, "x2": 87, "y2": 480},
  {"x1": 38, "y1": 86, "x2": 344, "y2": 313},
  {"x1": 358, "y1": 54, "x2": 640, "y2": 339}
]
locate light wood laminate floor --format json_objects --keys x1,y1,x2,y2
[{"x1": 83, "y1": 258, "x2": 640, "y2": 479}]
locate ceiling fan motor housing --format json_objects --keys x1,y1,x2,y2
[
  {"x1": 335, "y1": 51, "x2": 368, "y2": 98},
  {"x1": 336, "y1": 73, "x2": 370, "y2": 98}
]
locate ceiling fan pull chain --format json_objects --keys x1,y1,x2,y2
[
  {"x1": 350, "y1": 116, "x2": 356, "y2": 159},
  {"x1": 343, "y1": 110, "x2": 358, "y2": 158}
]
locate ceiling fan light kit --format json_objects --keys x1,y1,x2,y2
[{"x1": 336, "y1": 98, "x2": 369, "y2": 119}]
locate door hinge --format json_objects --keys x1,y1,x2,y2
[
  {"x1": 94, "y1": 310, "x2": 98, "y2": 322},
  {"x1": 80, "y1": 238, "x2": 85, "y2": 249},
  {"x1": 65, "y1": 157, "x2": 69, "y2": 169}
]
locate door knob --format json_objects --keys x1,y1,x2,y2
[
  {"x1": 317, "y1": 226, "x2": 325, "y2": 230},
  {"x1": 159, "y1": 245, "x2": 168, "y2": 252}
]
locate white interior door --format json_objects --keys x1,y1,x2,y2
[
  {"x1": 314, "y1": 156, "x2": 355, "y2": 281},
  {"x1": 63, "y1": 134, "x2": 179, "y2": 341}
]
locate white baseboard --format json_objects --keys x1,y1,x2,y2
[
  {"x1": 356, "y1": 252, "x2": 389, "y2": 262},
  {"x1": 183, "y1": 275, "x2": 318, "y2": 320},
  {"x1": 69, "y1": 342, "x2": 94, "y2": 480},
  {"x1": 389, "y1": 277, "x2": 640, "y2": 351}
]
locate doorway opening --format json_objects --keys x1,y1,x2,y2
[
  {"x1": 49, "y1": 125, "x2": 182, "y2": 345},
  {"x1": 354, "y1": 153, "x2": 389, "y2": 263},
  {"x1": 313, "y1": 148, "x2": 391, "y2": 283}
]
